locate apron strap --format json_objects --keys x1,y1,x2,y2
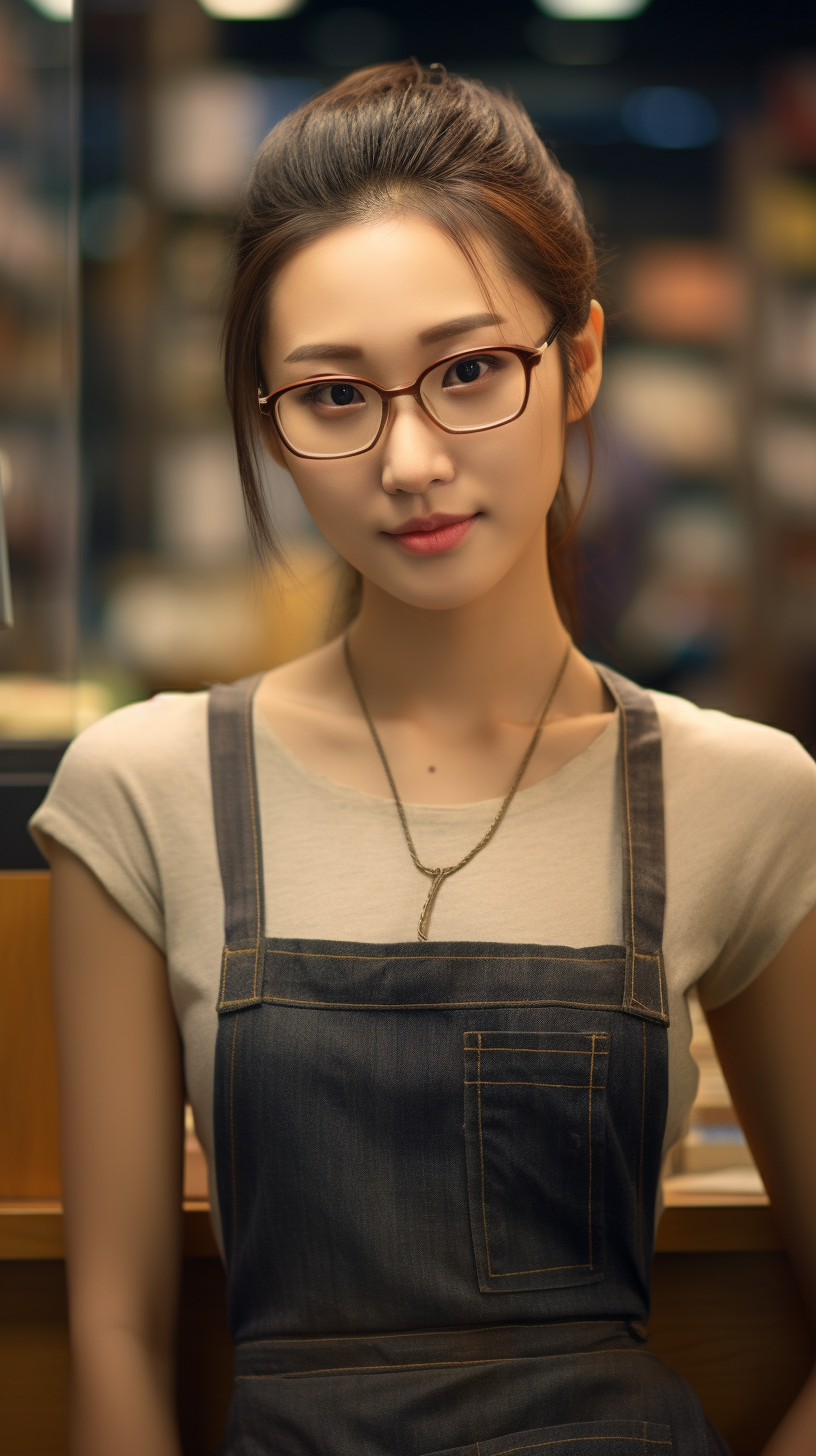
[
  {"x1": 209, "y1": 674, "x2": 265, "y2": 1011},
  {"x1": 207, "y1": 664, "x2": 667, "y2": 1023},
  {"x1": 595, "y1": 664, "x2": 668, "y2": 1024}
]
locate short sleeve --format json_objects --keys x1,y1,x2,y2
[
  {"x1": 657, "y1": 699, "x2": 816, "y2": 1011},
  {"x1": 29, "y1": 692, "x2": 210, "y2": 953}
]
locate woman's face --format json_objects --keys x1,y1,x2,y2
[{"x1": 261, "y1": 214, "x2": 602, "y2": 611}]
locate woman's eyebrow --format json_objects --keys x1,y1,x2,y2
[
  {"x1": 282, "y1": 342, "x2": 363, "y2": 363},
  {"x1": 281, "y1": 313, "x2": 507, "y2": 364},
  {"x1": 418, "y1": 311, "x2": 506, "y2": 344}
]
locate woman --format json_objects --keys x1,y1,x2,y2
[{"x1": 33, "y1": 61, "x2": 816, "y2": 1456}]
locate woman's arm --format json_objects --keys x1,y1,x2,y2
[
  {"x1": 48, "y1": 841, "x2": 184, "y2": 1456},
  {"x1": 706, "y1": 900, "x2": 816, "y2": 1456}
]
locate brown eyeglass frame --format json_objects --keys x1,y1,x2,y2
[{"x1": 257, "y1": 320, "x2": 565, "y2": 460}]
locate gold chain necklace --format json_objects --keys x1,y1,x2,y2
[{"x1": 343, "y1": 634, "x2": 572, "y2": 941}]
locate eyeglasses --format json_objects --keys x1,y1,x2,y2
[{"x1": 258, "y1": 320, "x2": 564, "y2": 461}]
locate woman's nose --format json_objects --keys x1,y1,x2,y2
[{"x1": 379, "y1": 396, "x2": 456, "y2": 495}]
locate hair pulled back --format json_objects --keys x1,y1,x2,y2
[{"x1": 224, "y1": 59, "x2": 598, "y2": 627}]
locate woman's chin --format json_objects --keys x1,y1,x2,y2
[{"x1": 355, "y1": 551, "x2": 519, "y2": 614}]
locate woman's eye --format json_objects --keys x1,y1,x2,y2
[
  {"x1": 442, "y1": 355, "x2": 500, "y2": 389},
  {"x1": 304, "y1": 381, "x2": 364, "y2": 409}
]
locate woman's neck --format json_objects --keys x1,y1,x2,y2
[
  {"x1": 256, "y1": 530, "x2": 611, "y2": 803},
  {"x1": 348, "y1": 539, "x2": 574, "y2": 731}
]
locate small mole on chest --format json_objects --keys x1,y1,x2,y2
[{"x1": 427, "y1": 765, "x2": 436, "y2": 773}]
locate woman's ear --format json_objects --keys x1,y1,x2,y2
[{"x1": 566, "y1": 299, "x2": 604, "y2": 423}]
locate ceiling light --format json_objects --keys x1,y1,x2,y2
[
  {"x1": 533, "y1": 0, "x2": 651, "y2": 18},
  {"x1": 26, "y1": 0, "x2": 72, "y2": 18},
  {"x1": 196, "y1": 0, "x2": 305, "y2": 16}
]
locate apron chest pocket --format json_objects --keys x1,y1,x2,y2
[{"x1": 463, "y1": 1030, "x2": 609, "y2": 1294}]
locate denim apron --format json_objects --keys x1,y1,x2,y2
[{"x1": 208, "y1": 667, "x2": 730, "y2": 1456}]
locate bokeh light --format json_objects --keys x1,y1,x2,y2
[
  {"x1": 621, "y1": 86, "x2": 719, "y2": 148},
  {"x1": 197, "y1": 0, "x2": 305, "y2": 16},
  {"x1": 25, "y1": 0, "x2": 72, "y2": 19},
  {"x1": 534, "y1": 0, "x2": 652, "y2": 18}
]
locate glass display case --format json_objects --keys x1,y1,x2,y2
[
  {"x1": 0, "y1": 0, "x2": 80, "y2": 866},
  {"x1": 0, "y1": 0, "x2": 77, "y2": 698},
  {"x1": 0, "y1": 0, "x2": 339, "y2": 866}
]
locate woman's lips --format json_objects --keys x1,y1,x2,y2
[{"x1": 387, "y1": 513, "x2": 477, "y2": 556}]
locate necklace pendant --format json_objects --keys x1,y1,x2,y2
[
  {"x1": 418, "y1": 868, "x2": 447, "y2": 941},
  {"x1": 345, "y1": 633, "x2": 573, "y2": 948}
]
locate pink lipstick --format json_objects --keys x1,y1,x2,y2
[{"x1": 387, "y1": 513, "x2": 477, "y2": 556}]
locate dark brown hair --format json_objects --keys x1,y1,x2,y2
[{"x1": 223, "y1": 60, "x2": 598, "y2": 629}]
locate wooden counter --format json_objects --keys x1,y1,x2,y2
[
  {"x1": 0, "y1": 1192, "x2": 787, "y2": 1261},
  {"x1": 0, "y1": 1198, "x2": 218, "y2": 1261},
  {"x1": 1, "y1": 1194, "x2": 813, "y2": 1456},
  {"x1": 1, "y1": 870, "x2": 813, "y2": 1456}
]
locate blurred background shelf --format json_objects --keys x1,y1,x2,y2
[
  {"x1": 1, "y1": 0, "x2": 816, "y2": 741},
  {"x1": 1, "y1": 1, "x2": 815, "y2": 1451}
]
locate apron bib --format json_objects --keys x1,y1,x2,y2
[{"x1": 207, "y1": 667, "x2": 730, "y2": 1456}]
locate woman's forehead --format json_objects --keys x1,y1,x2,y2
[{"x1": 265, "y1": 215, "x2": 540, "y2": 362}]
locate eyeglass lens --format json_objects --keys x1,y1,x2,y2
[{"x1": 274, "y1": 349, "x2": 529, "y2": 458}]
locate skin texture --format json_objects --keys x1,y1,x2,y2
[
  {"x1": 255, "y1": 215, "x2": 612, "y2": 799},
  {"x1": 46, "y1": 845, "x2": 183, "y2": 1456},
  {"x1": 49, "y1": 214, "x2": 816, "y2": 1453}
]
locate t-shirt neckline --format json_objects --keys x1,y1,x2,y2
[{"x1": 252, "y1": 699, "x2": 620, "y2": 816}]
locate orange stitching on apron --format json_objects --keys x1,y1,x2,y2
[
  {"x1": 243, "y1": 678, "x2": 262, "y2": 999},
  {"x1": 253, "y1": 997, "x2": 628, "y2": 1011},
  {"x1": 463, "y1": 1034, "x2": 609, "y2": 1055},
  {"x1": 234, "y1": 1347, "x2": 658, "y2": 1378},
  {"x1": 466, "y1": 1048, "x2": 609, "y2": 1056},
  {"x1": 239, "y1": 1318, "x2": 633, "y2": 1345},
  {"x1": 588, "y1": 1034, "x2": 596, "y2": 1268},
  {"x1": 265, "y1": 948, "x2": 625, "y2": 964},
  {"x1": 615, "y1": 683, "x2": 666, "y2": 1021},
  {"x1": 229, "y1": 1014, "x2": 240, "y2": 1242},
  {"x1": 465, "y1": 1082, "x2": 596, "y2": 1089},
  {"x1": 477, "y1": 1032, "x2": 490, "y2": 1276},
  {"x1": 471, "y1": 1033, "x2": 599, "y2": 1278},
  {"x1": 637, "y1": 1018, "x2": 647, "y2": 1263},
  {"x1": 488, "y1": 1439, "x2": 672, "y2": 1454},
  {"x1": 619, "y1": 700, "x2": 637, "y2": 1005}
]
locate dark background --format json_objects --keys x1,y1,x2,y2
[{"x1": 2, "y1": 0, "x2": 816, "y2": 751}]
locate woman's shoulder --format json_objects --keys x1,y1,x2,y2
[
  {"x1": 31, "y1": 690, "x2": 213, "y2": 852},
  {"x1": 645, "y1": 687, "x2": 816, "y2": 1009},
  {"x1": 57, "y1": 689, "x2": 211, "y2": 785},
  {"x1": 29, "y1": 690, "x2": 216, "y2": 947},
  {"x1": 648, "y1": 685, "x2": 816, "y2": 821}
]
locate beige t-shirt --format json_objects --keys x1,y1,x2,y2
[{"x1": 31, "y1": 684, "x2": 816, "y2": 1254}]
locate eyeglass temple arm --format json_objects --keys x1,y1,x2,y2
[{"x1": 536, "y1": 318, "x2": 565, "y2": 353}]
